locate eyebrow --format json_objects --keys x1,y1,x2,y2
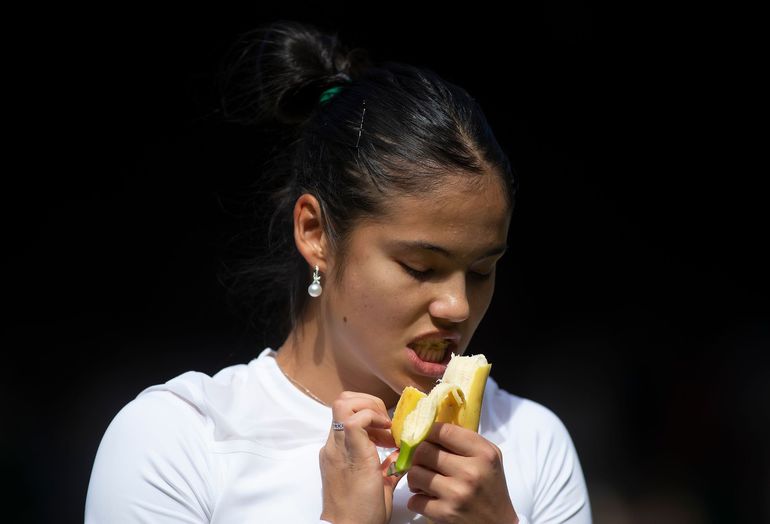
[{"x1": 393, "y1": 240, "x2": 508, "y2": 260}]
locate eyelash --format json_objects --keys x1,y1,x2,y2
[
  {"x1": 402, "y1": 264, "x2": 432, "y2": 280},
  {"x1": 469, "y1": 270, "x2": 493, "y2": 281},
  {"x1": 400, "y1": 264, "x2": 493, "y2": 281}
]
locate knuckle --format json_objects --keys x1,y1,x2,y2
[
  {"x1": 464, "y1": 466, "x2": 482, "y2": 484},
  {"x1": 345, "y1": 410, "x2": 368, "y2": 428},
  {"x1": 375, "y1": 396, "x2": 387, "y2": 414},
  {"x1": 445, "y1": 500, "x2": 464, "y2": 522},
  {"x1": 366, "y1": 407, "x2": 382, "y2": 420},
  {"x1": 348, "y1": 408, "x2": 366, "y2": 422},
  {"x1": 482, "y1": 445, "x2": 500, "y2": 465},
  {"x1": 331, "y1": 399, "x2": 347, "y2": 412},
  {"x1": 452, "y1": 481, "x2": 474, "y2": 507}
]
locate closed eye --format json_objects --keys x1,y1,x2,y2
[
  {"x1": 400, "y1": 262, "x2": 493, "y2": 282},
  {"x1": 399, "y1": 263, "x2": 432, "y2": 280},
  {"x1": 469, "y1": 270, "x2": 493, "y2": 281}
]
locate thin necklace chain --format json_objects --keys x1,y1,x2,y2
[{"x1": 271, "y1": 353, "x2": 330, "y2": 408}]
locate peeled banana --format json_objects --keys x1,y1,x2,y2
[{"x1": 389, "y1": 353, "x2": 491, "y2": 475}]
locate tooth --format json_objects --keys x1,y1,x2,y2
[
  {"x1": 410, "y1": 339, "x2": 452, "y2": 363},
  {"x1": 415, "y1": 346, "x2": 446, "y2": 363}
]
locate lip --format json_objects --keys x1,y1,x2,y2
[{"x1": 404, "y1": 330, "x2": 462, "y2": 378}]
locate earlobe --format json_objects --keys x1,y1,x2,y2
[{"x1": 293, "y1": 193, "x2": 329, "y2": 271}]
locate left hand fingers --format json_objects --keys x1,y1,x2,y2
[
  {"x1": 421, "y1": 423, "x2": 503, "y2": 473},
  {"x1": 411, "y1": 439, "x2": 460, "y2": 477},
  {"x1": 407, "y1": 423, "x2": 514, "y2": 523},
  {"x1": 406, "y1": 462, "x2": 448, "y2": 498}
]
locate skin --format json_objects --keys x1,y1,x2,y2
[{"x1": 275, "y1": 172, "x2": 519, "y2": 524}]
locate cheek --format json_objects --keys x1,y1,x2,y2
[{"x1": 340, "y1": 261, "x2": 418, "y2": 332}]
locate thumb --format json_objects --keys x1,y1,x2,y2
[{"x1": 381, "y1": 449, "x2": 406, "y2": 492}]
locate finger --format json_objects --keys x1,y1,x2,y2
[
  {"x1": 331, "y1": 394, "x2": 393, "y2": 428},
  {"x1": 406, "y1": 463, "x2": 447, "y2": 499},
  {"x1": 341, "y1": 409, "x2": 392, "y2": 460},
  {"x1": 411, "y1": 439, "x2": 461, "y2": 477},
  {"x1": 330, "y1": 395, "x2": 393, "y2": 445},
  {"x1": 339, "y1": 390, "x2": 389, "y2": 416},
  {"x1": 424, "y1": 421, "x2": 477, "y2": 457},
  {"x1": 332, "y1": 391, "x2": 388, "y2": 415},
  {"x1": 406, "y1": 493, "x2": 442, "y2": 521},
  {"x1": 367, "y1": 427, "x2": 398, "y2": 448},
  {"x1": 345, "y1": 409, "x2": 392, "y2": 432},
  {"x1": 381, "y1": 449, "x2": 406, "y2": 490}
]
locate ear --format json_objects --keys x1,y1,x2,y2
[{"x1": 293, "y1": 193, "x2": 330, "y2": 273}]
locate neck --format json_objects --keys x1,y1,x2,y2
[{"x1": 275, "y1": 299, "x2": 400, "y2": 410}]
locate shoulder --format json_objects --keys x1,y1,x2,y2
[
  {"x1": 482, "y1": 378, "x2": 593, "y2": 523},
  {"x1": 84, "y1": 353, "x2": 271, "y2": 523},
  {"x1": 85, "y1": 387, "x2": 219, "y2": 522},
  {"x1": 137, "y1": 349, "x2": 286, "y2": 442},
  {"x1": 90, "y1": 361, "x2": 248, "y2": 453},
  {"x1": 99, "y1": 385, "x2": 213, "y2": 452},
  {"x1": 86, "y1": 352, "x2": 276, "y2": 523}
]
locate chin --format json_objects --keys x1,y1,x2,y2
[{"x1": 411, "y1": 375, "x2": 441, "y2": 393}]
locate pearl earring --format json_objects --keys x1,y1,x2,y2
[{"x1": 308, "y1": 265, "x2": 322, "y2": 297}]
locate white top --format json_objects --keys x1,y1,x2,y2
[{"x1": 85, "y1": 347, "x2": 592, "y2": 523}]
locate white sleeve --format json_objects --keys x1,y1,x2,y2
[
  {"x1": 529, "y1": 408, "x2": 592, "y2": 523},
  {"x1": 85, "y1": 390, "x2": 218, "y2": 523}
]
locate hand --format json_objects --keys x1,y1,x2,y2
[
  {"x1": 319, "y1": 391, "x2": 405, "y2": 524},
  {"x1": 406, "y1": 422, "x2": 519, "y2": 524}
]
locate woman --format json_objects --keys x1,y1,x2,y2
[{"x1": 85, "y1": 20, "x2": 592, "y2": 524}]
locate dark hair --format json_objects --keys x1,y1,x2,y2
[{"x1": 219, "y1": 19, "x2": 517, "y2": 346}]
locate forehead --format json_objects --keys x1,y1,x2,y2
[{"x1": 355, "y1": 174, "x2": 511, "y2": 256}]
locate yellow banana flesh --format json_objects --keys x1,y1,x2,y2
[
  {"x1": 393, "y1": 382, "x2": 465, "y2": 473},
  {"x1": 389, "y1": 353, "x2": 491, "y2": 474},
  {"x1": 391, "y1": 386, "x2": 426, "y2": 446},
  {"x1": 442, "y1": 357, "x2": 492, "y2": 432}
]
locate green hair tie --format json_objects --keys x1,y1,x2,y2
[{"x1": 319, "y1": 85, "x2": 345, "y2": 105}]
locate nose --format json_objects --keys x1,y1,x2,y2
[{"x1": 428, "y1": 272, "x2": 470, "y2": 324}]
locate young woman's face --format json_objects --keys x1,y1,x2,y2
[{"x1": 322, "y1": 173, "x2": 512, "y2": 404}]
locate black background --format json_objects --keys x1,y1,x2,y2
[{"x1": 6, "y1": 2, "x2": 768, "y2": 523}]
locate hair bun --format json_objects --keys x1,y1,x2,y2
[{"x1": 219, "y1": 19, "x2": 371, "y2": 126}]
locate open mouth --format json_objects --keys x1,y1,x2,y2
[{"x1": 408, "y1": 339, "x2": 452, "y2": 363}]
